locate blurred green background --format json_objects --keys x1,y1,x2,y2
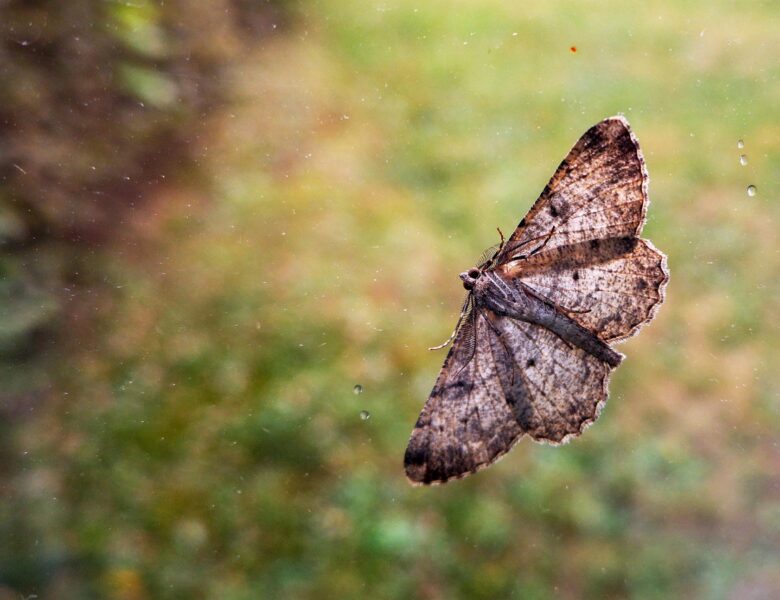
[{"x1": 1, "y1": 0, "x2": 779, "y2": 598}]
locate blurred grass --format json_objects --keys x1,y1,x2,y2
[{"x1": 2, "y1": 0, "x2": 780, "y2": 598}]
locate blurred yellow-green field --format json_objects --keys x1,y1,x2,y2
[{"x1": 1, "y1": 1, "x2": 779, "y2": 598}]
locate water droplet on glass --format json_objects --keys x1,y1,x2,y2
[
  {"x1": 739, "y1": 155, "x2": 748, "y2": 166},
  {"x1": 353, "y1": 384, "x2": 363, "y2": 395},
  {"x1": 746, "y1": 185, "x2": 757, "y2": 197},
  {"x1": 737, "y1": 139, "x2": 744, "y2": 149},
  {"x1": 360, "y1": 410, "x2": 370, "y2": 421}
]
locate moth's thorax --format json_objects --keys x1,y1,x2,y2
[{"x1": 467, "y1": 268, "x2": 520, "y2": 308}]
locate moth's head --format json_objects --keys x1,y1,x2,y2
[{"x1": 460, "y1": 268, "x2": 481, "y2": 290}]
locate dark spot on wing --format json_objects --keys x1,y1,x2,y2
[
  {"x1": 442, "y1": 379, "x2": 473, "y2": 393},
  {"x1": 404, "y1": 444, "x2": 427, "y2": 467},
  {"x1": 423, "y1": 464, "x2": 442, "y2": 484},
  {"x1": 589, "y1": 239, "x2": 600, "y2": 249},
  {"x1": 572, "y1": 271, "x2": 580, "y2": 281},
  {"x1": 506, "y1": 393, "x2": 534, "y2": 430},
  {"x1": 583, "y1": 123, "x2": 607, "y2": 149},
  {"x1": 549, "y1": 205, "x2": 559, "y2": 217},
  {"x1": 526, "y1": 358, "x2": 536, "y2": 368}
]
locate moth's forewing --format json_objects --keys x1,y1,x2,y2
[
  {"x1": 496, "y1": 116, "x2": 668, "y2": 342},
  {"x1": 498, "y1": 116, "x2": 650, "y2": 263}
]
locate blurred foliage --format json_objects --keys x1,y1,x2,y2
[
  {"x1": 0, "y1": 0, "x2": 289, "y2": 388},
  {"x1": 1, "y1": 0, "x2": 780, "y2": 598}
]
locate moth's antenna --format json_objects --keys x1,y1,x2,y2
[
  {"x1": 429, "y1": 296, "x2": 471, "y2": 351},
  {"x1": 495, "y1": 227, "x2": 505, "y2": 258}
]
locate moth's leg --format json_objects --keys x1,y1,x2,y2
[
  {"x1": 559, "y1": 305, "x2": 592, "y2": 315},
  {"x1": 521, "y1": 281, "x2": 592, "y2": 317}
]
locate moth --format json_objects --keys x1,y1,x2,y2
[{"x1": 404, "y1": 116, "x2": 669, "y2": 485}]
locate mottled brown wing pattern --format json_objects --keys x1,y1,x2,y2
[
  {"x1": 404, "y1": 313, "x2": 525, "y2": 485},
  {"x1": 405, "y1": 310, "x2": 613, "y2": 485},
  {"x1": 502, "y1": 237, "x2": 668, "y2": 342},
  {"x1": 497, "y1": 116, "x2": 648, "y2": 261},
  {"x1": 486, "y1": 313, "x2": 612, "y2": 444},
  {"x1": 405, "y1": 116, "x2": 668, "y2": 485},
  {"x1": 497, "y1": 116, "x2": 668, "y2": 342}
]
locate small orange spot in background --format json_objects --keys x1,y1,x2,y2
[{"x1": 570, "y1": 46, "x2": 577, "y2": 53}]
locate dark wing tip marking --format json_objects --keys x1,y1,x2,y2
[
  {"x1": 404, "y1": 431, "x2": 528, "y2": 486},
  {"x1": 403, "y1": 434, "x2": 438, "y2": 485}
]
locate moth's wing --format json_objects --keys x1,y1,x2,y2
[
  {"x1": 497, "y1": 116, "x2": 649, "y2": 261},
  {"x1": 507, "y1": 236, "x2": 668, "y2": 342},
  {"x1": 496, "y1": 115, "x2": 668, "y2": 342},
  {"x1": 404, "y1": 310, "x2": 524, "y2": 485},
  {"x1": 404, "y1": 309, "x2": 614, "y2": 485},
  {"x1": 484, "y1": 312, "x2": 614, "y2": 444}
]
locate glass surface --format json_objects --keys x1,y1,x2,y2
[{"x1": 1, "y1": 1, "x2": 778, "y2": 598}]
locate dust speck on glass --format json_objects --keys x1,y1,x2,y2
[
  {"x1": 359, "y1": 410, "x2": 371, "y2": 421},
  {"x1": 746, "y1": 184, "x2": 757, "y2": 197},
  {"x1": 353, "y1": 384, "x2": 363, "y2": 395}
]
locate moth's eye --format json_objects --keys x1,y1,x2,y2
[{"x1": 468, "y1": 268, "x2": 481, "y2": 279}]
